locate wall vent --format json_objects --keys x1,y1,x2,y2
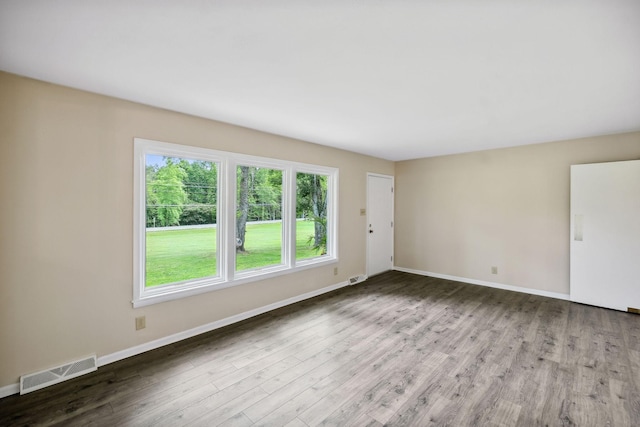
[
  {"x1": 349, "y1": 275, "x2": 367, "y2": 285},
  {"x1": 20, "y1": 355, "x2": 97, "y2": 395}
]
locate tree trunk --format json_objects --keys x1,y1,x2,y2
[
  {"x1": 311, "y1": 175, "x2": 323, "y2": 247},
  {"x1": 236, "y1": 166, "x2": 250, "y2": 252}
]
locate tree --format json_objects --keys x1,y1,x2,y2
[
  {"x1": 236, "y1": 166, "x2": 250, "y2": 252},
  {"x1": 297, "y1": 173, "x2": 328, "y2": 253},
  {"x1": 236, "y1": 166, "x2": 283, "y2": 251},
  {"x1": 252, "y1": 168, "x2": 282, "y2": 221},
  {"x1": 177, "y1": 160, "x2": 217, "y2": 225},
  {"x1": 309, "y1": 174, "x2": 326, "y2": 248},
  {"x1": 148, "y1": 161, "x2": 187, "y2": 227},
  {"x1": 306, "y1": 215, "x2": 327, "y2": 254},
  {"x1": 145, "y1": 165, "x2": 159, "y2": 227}
]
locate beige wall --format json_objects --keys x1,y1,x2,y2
[
  {"x1": 395, "y1": 132, "x2": 640, "y2": 295},
  {"x1": 0, "y1": 72, "x2": 394, "y2": 387},
  {"x1": 2, "y1": 69, "x2": 639, "y2": 391}
]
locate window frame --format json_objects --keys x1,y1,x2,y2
[{"x1": 133, "y1": 138, "x2": 338, "y2": 308}]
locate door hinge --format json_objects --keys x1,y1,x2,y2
[
  {"x1": 391, "y1": 221, "x2": 393, "y2": 227},
  {"x1": 391, "y1": 256, "x2": 393, "y2": 262},
  {"x1": 391, "y1": 187, "x2": 394, "y2": 193}
]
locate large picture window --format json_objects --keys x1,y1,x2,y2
[{"x1": 134, "y1": 138, "x2": 338, "y2": 307}]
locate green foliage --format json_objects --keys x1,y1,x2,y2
[
  {"x1": 236, "y1": 167, "x2": 283, "y2": 221},
  {"x1": 178, "y1": 159, "x2": 217, "y2": 205},
  {"x1": 179, "y1": 204, "x2": 215, "y2": 225},
  {"x1": 147, "y1": 160, "x2": 187, "y2": 227},
  {"x1": 145, "y1": 159, "x2": 326, "y2": 261},
  {"x1": 146, "y1": 157, "x2": 217, "y2": 227},
  {"x1": 145, "y1": 166, "x2": 159, "y2": 227},
  {"x1": 252, "y1": 169, "x2": 281, "y2": 220},
  {"x1": 297, "y1": 173, "x2": 328, "y2": 253}
]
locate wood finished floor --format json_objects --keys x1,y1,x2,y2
[{"x1": 1, "y1": 271, "x2": 639, "y2": 426}]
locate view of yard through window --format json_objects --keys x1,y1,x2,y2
[
  {"x1": 144, "y1": 154, "x2": 329, "y2": 287},
  {"x1": 296, "y1": 172, "x2": 328, "y2": 260},
  {"x1": 145, "y1": 155, "x2": 218, "y2": 286},
  {"x1": 236, "y1": 165, "x2": 283, "y2": 271},
  {"x1": 145, "y1": 221, "x2": 318, "y2": 286}
]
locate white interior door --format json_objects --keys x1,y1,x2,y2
[
  {"x1": 367, "y1": 174, "x2": 394, "y2": 277},
  {"x1": 570, "y1": 160, "x2": 640, "y2": 312}
]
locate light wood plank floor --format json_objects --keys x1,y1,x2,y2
[{"x1": 1, "y1": 271, "x2": 639, "y2": 426}]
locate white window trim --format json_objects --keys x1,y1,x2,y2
[{"x1": 133, "y1": 138, "x2": 338, "y2": 308}]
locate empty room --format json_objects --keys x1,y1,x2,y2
[{"x1": 1, "y1": 1, "x2": 639, "y2": 426}]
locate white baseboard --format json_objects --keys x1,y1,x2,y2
[
  {"x1": 0, "y1": 279, "x2": 351, "y2": 399},
  {"x1": 98, "y1": 279, "x2": 350, "y2": 366},
  {"x1": 0, "y1": 383, "x2": 19, "y2": 399},
  {"x1": 393, "y1": 266, "x2": 570, "y2": 301}
]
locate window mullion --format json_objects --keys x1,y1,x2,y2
[
  {"x1": 224, "y1": 158, "x2": 237, "y2": 282},
  {"x1": 283, "y1": 168, "x2": 295, "y2": 268},
  {"x1": 216, "y1": 158, "x2": 226, "y2": 282}
]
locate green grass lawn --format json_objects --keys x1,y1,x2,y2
[{"x1": 145, "y1": 221, "x2": 321, "y2": 286}]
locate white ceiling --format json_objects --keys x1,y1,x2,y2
[{"x1": 1, "y1": 0, "x2": 639, "y2": 161}]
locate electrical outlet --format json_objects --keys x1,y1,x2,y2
[
  {"x1": 135, "y1": 316, "x2": 146, "y2": 330},
  {"x1": 491, "y1": 266, "x2": 498, "y2": 274},
  {"x1": 334, "y1": 267, "x2": 338, "y2": 275}
]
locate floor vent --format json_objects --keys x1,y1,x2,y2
[
  {"x1": 349, "y1": 275, "x2": 367, "y2": 285},
  {"x1": 20, "y1": 355, "x2": 97, "y2": 394}
]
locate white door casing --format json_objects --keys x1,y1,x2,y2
[{"x1": 367, "y1": 173, "x2": 394, "y2": 277}]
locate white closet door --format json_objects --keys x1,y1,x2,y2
[{"x1": 570, "y1": 160, "x2": 640, "y2": 312}]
